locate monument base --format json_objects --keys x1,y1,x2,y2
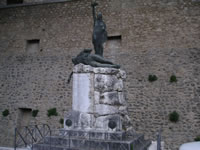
[
  {"x1": 33, "y1": 129, "x2": 151, "y2": 150},
  {"x1": 65, "y1": 64, "x2": 131, "y2": 132},
  {"x1": 33, "y1": 64, "x2": 151, "y2": 150}
]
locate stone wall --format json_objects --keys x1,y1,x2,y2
[
  {"x1": 0, "y1": 0, "x2": 6, "y2": 5},
  {"x1": 0, "y1": 0, "x2": 72, "y2": 6},
  {"x1": 0, "y1": 0, "x2": 200, "y2": 149}
]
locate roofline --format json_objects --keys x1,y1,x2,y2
[{"x1": 0, "y1": 0, "x2": 73, "y2": 9}]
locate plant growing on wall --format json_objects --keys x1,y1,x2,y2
[
  {"x1": 47, "y1": 108, "x2": 58, "y2": 117},
  {"x1": 170, "y1": 75, "x2": 177, "y2": 83},
  {"x1": 148, "y1": 75, "x2": 158, "y2": 82},
  {"x1": 59, "y1": 118, "x2": 64, "y2": 125},
  {"x1": 194, "y1": 136, "x2": 200, "y2": 141},
  {"x1": 32, "y1": 110, "x2": 39, "y2": 117},
  {"x1": 2, "y1": 109, "x2": 9, "y2": 117},
  {"x1": 131, "y1": 144, "x2": 133, "y2": 150},
  {"x1": 169, "y1": 111, "x2": 179, "y2": 123}
]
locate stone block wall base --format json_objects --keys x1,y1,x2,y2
[
  {"x1": 65, "y1": 64, "x2": 131, "y2": 132},
  {"x1": 33, "y1": 129, "x2": 151, "y2": 150}
]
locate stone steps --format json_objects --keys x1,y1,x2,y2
[
  {"x1": 42, "y1": 134, "x2": 144, "y2": 145},
  {"x1": 33, "y1": 144, "x2": 78, "y2": 150},
  {"x1": 33, "y1": 133, "x2": 150, "y2": 150},
  {"x1": 34, "y1": 140, "x2": 151, "y2": 150},
  {"x1": 55, "y1": 129, "x2": 127, "y2": 141},
  {"x1": 0, "y1": 147, "x2": 29, "y2": 150}
]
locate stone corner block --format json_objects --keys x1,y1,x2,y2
[
  {"x1": 94, "y1": 74, "x2": 123, "y2": 92},
  {"x1": 95, "y1": 104, "x2": 119, "y2": 116},
  {"x1": 117, "y1": 70, "x2": 127, "y2": 79},
  {"x1": 93, "y1": 67, "x2": 119, "y2": 74},
  {"x1": 73, "y1": 63, "x2": 93, "y2": 73}
]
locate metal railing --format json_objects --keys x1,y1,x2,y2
[
  {"x1": 157, "y1": 129, "x2": 162, "y2": 150},
  {"x1": 14, "y1": 125, "x2": 141, "y2": 150},
  {"x1": 14, "y1": 124, "x2": 51, "y2": 150}
]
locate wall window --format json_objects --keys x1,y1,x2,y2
[
  {"x1": 26, "y1": 39, "x2": 40, "y2": 54},
  {"x1": 105, "y1": 35, "x2": 122, "y2": 61},
  {"x1": 7, "y1": 0, "x2": 23, "y2": 5},
  {"x1": 17, "y1": 108, "x2": 32, "y2": 127}
]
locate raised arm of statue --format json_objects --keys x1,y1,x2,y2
[{"x1": 91, "y1": 2, "x2": 98, "y2": 25}]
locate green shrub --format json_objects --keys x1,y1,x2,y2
[
  {"x1": 148, "y1": 75, "x2": 158, "y2": 82},
  {"x1": 2, "y1": 109, "x2": 9, "y2": 117},
  {"x1": 194, "y1": 136, "x2": 200, "y2": 141},
  {"x1": 32, "y1": 110, "x2": 39, "y2": 117},
  {"x1": 47, "y1": 108, "x2": 58, "y2": 117},
  {"x1": 59, "y1": 118, "x2": 64, "y2": 124},
  {"x1": 169, "y1": 111, "x2": 179, "y2": 123},
  {"x1": 170, "y1": 75, "x2": 177, "y2": 83},
  {"x1": 131, "y1": 144, "x2": 133, "y2": 150}
]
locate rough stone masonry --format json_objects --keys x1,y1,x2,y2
[
  {"x1": 0, "y1": 0, "x2": 200, "y2": 150},
  {"x1": 64, "y1": 64, "x2": 131, "y2": 131}
]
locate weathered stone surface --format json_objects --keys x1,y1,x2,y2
[
  {"x1": 64, "y1": 110, "x2": 80, "y2": 129},
  {"x1": 78, "y1": 113, "x2": 94, "y2": 129},
  {"x1": 94, "y1": 116, "x2": 109, "y2": 129},
  {"x1": 73, "y1": 64, "x2": 121, "y2": 75},
  {"x1": 94, "y1": 74, "x2": 123, "y2": 92},
  {"x1": 93, "y1": 67, "x2": 119, "y2": 75},
  {"x1": 115, "y1": 79, "x2": 123, "y2": 91},
  {"x1": 73, "y1": 64, "x2": 93, "y2": 73},
  {"x1": 95, "y1": 104, "x2": 119, "y2": 116},
  {"x1": 94, "y1": 115, "x2": 122, "y2": 131},
  {"x1": 116, "y1": 70, "x2": 127, "y2": 79},
  {"x1": 99, "y1": 91, "x2": 120, "y2": 105},
  {"x1": 65, "y1": 110, "x2": 95, "y2": 129},
  {"x1": 66, "y1": 65, "x2": 128, "y2": 131},
  {"x1": 72, "y1": 73, "x2": 94, "y2": 113},
  {"x1": 118, "y1": 92, "x2": 126, "y2": 105},
  {"x1": 119, "y1": 106, "x2": 128, "y2": 114},
  {"x1": 94, "y1": 91, "x2": 100, "y2": 105}
]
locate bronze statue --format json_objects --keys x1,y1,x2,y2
[
  {"x1": 91, "y1": 1, "x2": 107, "y2": 57},
  {"x1": 68, "y1": 49, "x2": 120, "y2": 83},
  {"x1": 72, "y1": 49, "x2": 120, "y2": 69},
  {"x1": 68, "y1": 2, "x2": 119, "y2": 84}
]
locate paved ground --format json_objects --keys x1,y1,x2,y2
[{"x1": 0, "y1": 147, "x2": 29, "y2": 150}]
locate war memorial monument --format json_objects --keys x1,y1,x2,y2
[
  {"x1": 1, "y1": 0, "x2": 200, "y2": 149},
  {"x1": 29, "y1": 1, "x2": 151, "y2": 150}
]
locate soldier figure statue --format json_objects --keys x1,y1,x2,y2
[
  {"x1": 72, "y1": 49, "x2": 120, "y2": 69},
  {"x1": 91, "y1": 1, "x2": 107, "y2": 57}
]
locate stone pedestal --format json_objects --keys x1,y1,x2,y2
[
  {"x1": 64, "y1": 64, "x2": 131, "y2": 131},
  {"x1": 34, "y1": 64, "x2": 151, "y2": 150}
]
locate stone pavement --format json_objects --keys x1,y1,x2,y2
[{"x1": 0, "y1": 147, "x2": 29, "y2": 150}]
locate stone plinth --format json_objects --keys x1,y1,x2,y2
[
  {"x1": 34, "y1": 64, "x2": 151, "y2": 150},
  {"x1": 64, "y1": 64, "x2": 131, "y2": 131},
  {"x1": 34, "y1": 130, "x2": 151, "y2": 150}
]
